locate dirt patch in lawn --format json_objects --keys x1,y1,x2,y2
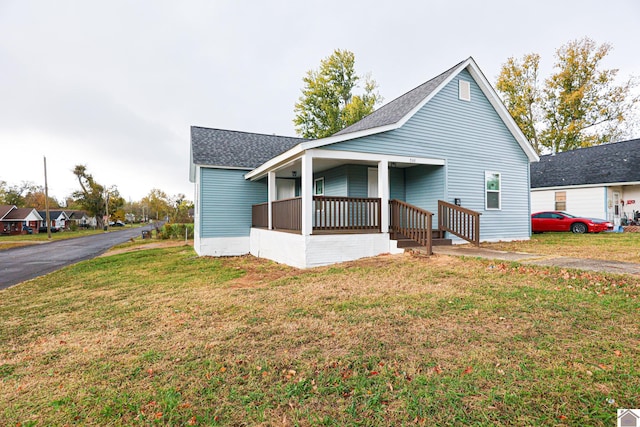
[{"x1": 100, "y1": 239, "x2": 193, "y2": 257}]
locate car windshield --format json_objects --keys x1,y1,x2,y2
[{"x1": 558, "y1": 212, "x2": 577, "y2": 218}]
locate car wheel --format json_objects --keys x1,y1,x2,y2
[{"x1": 571, "y1": 223, "x2": 587, "y2": 234}]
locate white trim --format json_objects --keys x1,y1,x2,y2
[
  {"x1": 195, "y1": 164, "x2": 254, "y2": 171},
  {"x1": 268, "y1": 171, "x2": 276, "y2": 230},
  {"x1": 301, "y1": 153, "x2": 313, "y2": 235},
  {"x1": 245, "y1": 146, "x2": 304, "y2": 180},
  {"x1": 195, "y1": 236, "x2": 250, "y2": 257},
  {"x1": 465, "y1": 61, "x2": 539, "y2": 163},
  {"x1": 378, "y1": 160, "x2": 389, "y2": 232},
  {"x1": 250, "y1": 228, "x2": 401, "y2": 269},
  {"x1": 308, "y1": 149, "x2": 446, "y2": 165},
  {"x1": 532, "y1": 181, "x2": 640, "y2": 191},
  {"x1": 194, "y1": 163, "x2": 254, "y2": 183}
]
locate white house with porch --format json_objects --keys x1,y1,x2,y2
[{"x1": 190, "y1": 57, "x2": 539, "y2": 268}]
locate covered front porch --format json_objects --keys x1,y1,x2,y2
[{"x1": 245, "y1": 149, "x2": 480, "y2": 268}]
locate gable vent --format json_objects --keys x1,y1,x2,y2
[{"x1": 459, "y1": 80, "x2": 471, "y2": 101}]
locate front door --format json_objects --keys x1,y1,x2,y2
[{"x1": 613, "y1": 191, "x2": 621, "y2": 225}]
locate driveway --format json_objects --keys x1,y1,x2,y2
[
  {"x1": 431, "y1": 246, "x2": 640, "y2": 276},
  {"x1": 0, "y1": 225, "x2": 156, "y2": 290}
]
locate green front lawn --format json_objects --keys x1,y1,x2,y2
[{"x1": 1, "y1": 246, "x2": 638, "y2": 426}]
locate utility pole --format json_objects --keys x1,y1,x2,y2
[
  {"x1": 105, "y1": 191, "x2": 109, "y2": 232},
  {"x1": 43, "y1": 156, "x2": 51, "y2": 239}
]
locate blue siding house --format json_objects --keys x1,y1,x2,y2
[{"x1": 190, "y1": 58, "x2": 539, "y2": 268}]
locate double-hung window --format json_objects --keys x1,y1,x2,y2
[{"x1": 485, "y1": 171, "x2": 501, "y2": 210}]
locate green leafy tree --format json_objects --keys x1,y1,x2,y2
[
  {"x1": 0, "y1": 181, "x2": 39, "y2": 207},
  {"x1": 293, "y1": 49, "x2": 382, "y2": 139},
  {"x1": 169, "y1": 193, "x2": 194, "y2": 223},
  {"x1": 72, "y1": 165, "x2": 123, "y2": 228},
  {"x1": 496, "y1": 37, "x2": 639, "y2": 154},
  {"x1": 141, "y1": 188, "x2": 172, "y2": 221},
  {"x1": 496, "y1": 53, "x2": 543, "y2": 153}
]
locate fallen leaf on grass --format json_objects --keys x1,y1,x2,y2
[
  {"x1": 462, "y1": 366, "x2": 473, "y2": 375},
  {"x1": 614, "y1": 350, "x2": 622, "y2": 357}
]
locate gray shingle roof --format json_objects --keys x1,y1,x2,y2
[
  {"x1": 530, "y1": 139, "x2": 640, "y2": 188},
  {"x1": 333, "y1": 59, "x2": 467, "y2": 136},
  {"x1": 191, "y1": 127, "x2": 306, "y2": 169}
]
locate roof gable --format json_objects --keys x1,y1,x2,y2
[
  {"x1": 38, "y1": 210, "x2": 69, "y2": 220},
  {"x1": 245, "y1": 57, "x2": 538, "y2": 180},
  {"x1": 530, "y1": 139, "x2": 640, "y2": 188},
  {"x1": 333, "y1": 60, "x2": 466, "y2": 137}
]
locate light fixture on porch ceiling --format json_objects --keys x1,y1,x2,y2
[
  {"x1": 291, "y1": 171, "x2": 297, "y2": 177},
  {"x1": 390, "y1": 162, "x2": 396, "y2": 168}
]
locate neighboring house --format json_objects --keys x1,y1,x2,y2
[
  {"x1": 530, "y1": 139, "x2": 640, "y2": 225},
  {"x1": 0, "y1": 205, "x2": 43, "y2": 234},
  {"x1": 190, "y1": 57, "x2": 539, "y2": 268},
  {"x1": 66, "y1": 210, "x2": 96, "y2": 228},
  {"x1": 38, "y1": 210, "x2": 70, "y2": 230}
]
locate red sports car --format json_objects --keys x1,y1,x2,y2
[{"x1": 531, "y1": 211, "x2": 614, "y2": 234}]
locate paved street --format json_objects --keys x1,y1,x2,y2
[{"x1": 0, "y1": 225, "x2": 156, "y2": 290}]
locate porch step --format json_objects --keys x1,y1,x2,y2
[{"x1": 392, "y1": 230, "x2": 452, "y2": 248}]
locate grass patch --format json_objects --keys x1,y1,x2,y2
[
  {"x1": 481, "y1": 232, "x2": 640, "y2": 263},
  {"x1": 0, "y1": 247, "x2": 638, "y2": 425}
]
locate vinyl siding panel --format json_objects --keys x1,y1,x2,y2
[
  {"x1": 389, "y1": 168, "x2": 405, "y2": 200},
  {"x1": 532, "y1": 187, "x2": 607, "y2": 219},
  {"x1": 347, "y1": 165, "x2": 369, "y2": 198},
  {"x1": 324, "y1": 69, "x2": 531, "y2": 240},
  {"x1": 315, "y1": 165, "x2": 347, "y2": 196},
  {"x1": 405, "y1": 165, "x2": 445, "y2": 220},
  {"x1": 200, "y1": 168, "x2": 267, "y2": 237}
]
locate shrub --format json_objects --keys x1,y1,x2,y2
[{"x1": 160, "y1": 223, "x2": 194, "y2": 240}]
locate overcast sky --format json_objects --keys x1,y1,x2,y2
[{"x1": 1, "y1": 0, "x2": 639, "y2": 203}]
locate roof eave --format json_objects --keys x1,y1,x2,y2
[{"x1": 532, "y1": 180, "x2": 640, "y2": 191}]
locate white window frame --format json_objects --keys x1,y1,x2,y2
[
  {"x1": 485, "y1": 171, "x2": 501, "y2": 210},
  {"x1": 314, "y1": 177, "x2": 324, "y2": 196}
]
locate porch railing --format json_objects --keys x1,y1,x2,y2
[
  {"x1": 438, "y1": 200, "x2": 481, "y2": 246},
  {"x1": 313, "y1": 196, "x2": 381, "y2": 232},
  {"x1": 272, "y1": 197, "x2": 302, "y2": 231},
  {"x1": 251, "y1": 202, "x2": 268, "y2": 228},
  {"x1": 389, "y1": 199, "x2": 433, "y2": 254}
]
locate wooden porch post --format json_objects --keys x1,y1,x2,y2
[
  {"x1": 267, "y1": 171, "x2": 276, "y2": 230},
  {"x1": 301, "y1": 153, "x2": 313, "y2": 235},
  {"x1": 378, "y1": 159, "x2": 389, "y2": 233}
]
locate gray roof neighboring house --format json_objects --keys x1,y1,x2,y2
[
  {"x1": 334, "y1": 59, "x2": 466, "y2": 136},
  {"x1": 530, "y1": 138, "x2": 640, "y2": 189},
  {"x1": 37, "y1": 210, "x2": 69, "y2": 221},
  {"x1": 191, "y1": 127, "x2": 306, "y2": 169}
]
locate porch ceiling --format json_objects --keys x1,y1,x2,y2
[{"x1": 274, "y1": 158, "x2": 424, "y2": 178}]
